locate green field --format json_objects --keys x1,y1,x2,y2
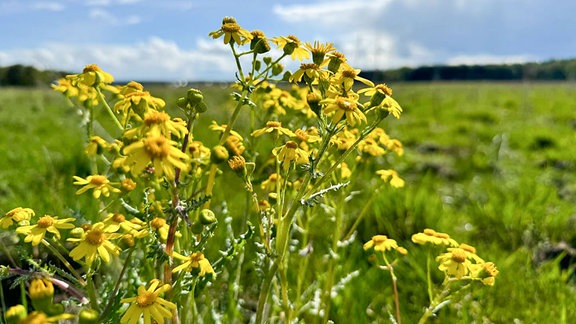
[{"x1": 1, "y1": 82, "x2": 575, "y2": 322}]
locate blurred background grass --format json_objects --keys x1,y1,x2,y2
[{"x1": 0, "y1": 82, "x2": 575, "y2": 322}]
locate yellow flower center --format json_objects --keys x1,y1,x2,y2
[
  {"x1": 451, "y1": 249, "x2": 467, "y2": 263},
  {"x1": 37, "y1": 216, "x2": 54, "y2": 228},
  {"x1": 434, "y1": 232, "x2": 450, "y2": 239},
  {"x1": 144, "y1": 135, "x2": 171, "y2": 159},
  {"x1": 459, "y1": 243, "x2": 476, "y2": 254},
  {"x1": 86, "y1": 228, "x2": 105, "y2": 246},
  {"x1": 150, "y1": 217, "x2": 166, "y2": 230},
  {"x1": 251, "y1": 30, "x2": 265, "y2": 38},
  {"x1": 266, "y1": 121, "x2": 282, "y2": 128},
  {"x1": 112, "y1": 213, "x2": 126, "y2": 223},
  {"x1": 222, "y1": 16, "x2": 237, "y2": 24},
  {"x1": 222, "y1": 23, "x2": 240, "y2": 33},
  {"x1": 83, "y1": 64, "x2": 102, "y2": 73},
  {"x1": 335, "y1": 98, "x2": 357, "y2": 112},
  {"x1": 375, "y1": 84, "x2": 393, "y2": 96},
  {"x1": 341, "y1": 68, "x2": 357, "y2": 79},
  {"x1": 300, "y1": 63, "x2": 318, "y2": 71},
  {"x1": 126, "y1": 81, "x2": 144, "y2": 91},
  {"x1": 136, "y1": 290, "x2": 157, "y2": 307},
  {"x1": 372, "y1": 235, "x2": 388, "y2": 244},
  {"x1": 89, "y1": 175, "x2": 108, "y2": 186},
  {"x1": 285, "y1": 141, "x2": 298, "y2": 149},
  {"x1": 287, "y1": 35, "x2": 301, "y2": 45},
  {"x1": 423, "y1": 228, "x2": 436, "y2": 236},
  {"x1": 295, "y1": 129, "x2": 308, "y2": 141},
  {"x1": 144, "y1": 112, "x2": 170, "y2": 126}
]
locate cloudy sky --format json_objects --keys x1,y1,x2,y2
[{"x1": 1, "y1": 0, "x2": 575, "y2": 82}]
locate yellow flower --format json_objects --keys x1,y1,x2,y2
[
  {"x1": 122, "y1": 130, "x2": 190, "y2": 180},
  {"x1": 85, "y1": 136, "x2": 113, "y2": 156},
  {"x1": 470, "y1": 261, "x2": 499, "y2": 286},
  {"x1": 261, "y1": 173, "x2": 281, "y2": 192},
  {"x1": 209, "y1": 121, "x2": 244, "y2": 141},
  {"x1": 121, "y1": 178, "x2": 137, "y2": 191},
  {"x1": 363, "y1": 235, "x2": 398, "y2": 252},
  {"x1": 376, "y1": 169, "x2": 405, "y2": 188},
  {"x1": 0, "y1": 207, "x2": 34, "y2": 229},
  {"x1": 273, "y1": 35, "x2": 310, "y2": 61},
  {"x1": 321, "y1": 95, "x2": 367, "y2": 126},
  {"x1": 114, "y1": 90, "x2": 166, "y2": 121},
  {"x1": 16, "y1": 215, "x2": 75, "y2": 246},
  {"x1": 289, "y1": 63, "x2": 329, "y2": 83},
  {"x1": 304, "y1": 41, "x2": 336, "y2": 66},
  {"x1": 272, "y1": 141, "x2": 310, "y2": 172},
  {"x1": 120, "y1": 279, "x2": 176, "y2": 324},
  {"x1": 330, "y1": 128, "x2": 358, "y2": 150},
  {"x1": 326, "y1": 51, "x2": 348, "y2": 73},
  {"x1": 381, "y1": 96, "x2": 403, "y2": 119},
  {"x1": 188, "y1": 140, "x2": 211, "y2": 165},
  {"x1": 68, "y1": 222, "x2": 121, "y2": 266},
  {"x1": 19, "y1": 311, "x2": 75, "y2": 323},
  {"x1": 51, "y1": 77, "x2": 79, "y2": 98},
  {"x1": 77, "y1": 64, "x2": 114, "y2": 87},
  {"x1": 359, "y1": 83, "x2": 393, "y2": 108},
  {"x1": 436, "y1": 247, "x2": 473, "y2": 279},
  {"x1": 411, "y1": 228, "x2": 459, "y2": 247},
  {"x1": 358, "y1": 138, "x2": 386, "y2": 157},
  {"x1": 149, "y1": 217, "x2": 181, "y2": 241},
  {"x1": 251, "y1": 121, "x2": 296, "y2": 138},
  {"x1": 332, "y1": 67, "x2": 374, "y2": 91},
  {"x1": 209, "y1": 16, "x2": 253, "y2": 45},
  {"x1": 73, "y1": 175, "x2": 121, "y2": 199},
  {"x1": 123, "y1": 111, "x2": 188, "y2": 139},
  {"x1": 226, "y1": 135, "x2": 246, "y2": 156},
  {"x1": 172, "y1": 251, "x2": 216, "y2": 276}
]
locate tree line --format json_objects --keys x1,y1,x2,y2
[
  {"x1": 361, "y1": 58, "x2": 576, "y2": 82},
  {"x1": 2, "y1": 58, "x2": 576, "y2": 86}
]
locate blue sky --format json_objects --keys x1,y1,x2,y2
[{"x1": 1, "y1": 0, "x2": 575, "y2": 81}]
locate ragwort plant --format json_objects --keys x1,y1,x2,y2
[{"x1": 0, "y1": 17, "x2": 498, "y2": 323}]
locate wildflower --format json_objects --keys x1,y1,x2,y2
[
  {"x1": 273, "y1": 35, "x2": 310, "y2": 60},
  {"x1": 85, "y1": 136, "x2": 113, "y2": 156},
  {"x1": 251, "y1": 121, "x2": 296, "y2": 138},
  {"x1": 321, "y1": 95, "x2": 367, "y2": 126},
  {"x1": 376, "y1": 169, "x2": 405, "y2": 188},
  {"x1": 228, "y1": 155, "x2": 247, "y2": 176},
  {"x1": 225, "y1": 135, "x2": 246, "y2": 156},
  {"x1": 117, "y1": 81, "x2": 145, "y2": 96},
  {"x1": 272, "y1": 141, "x2": 310, "y2": 172},
  {"x1": 326, "y1": 51, "x2": 348, "y2": 73},
  {"x1": 436, "y1": 247, "x2": 473, "y2": 279},
  {"x1": 4, "y1": 304, "x2": 27, "y2": 323},
  {"x1": 124, "y1": 111, "x2": 188, "y2": 139},
  {"x1": 149, "y1": 217, "x2": 181, "y2": 241},
  {"x1": 16, "y1": 215, "x2": 75, "y2": 246},
  {"x1": 51, "y1": 77, "x2": 79, "y2": 98},
  {"x1": 114, "y1": 90, "x2": 166, "y2": 118},
  {"x1": 120, "y1": 279, "x2": 176, "y2": 324},
  {"x1": 209, "y1": 16, "x2": 253, "y2": 45},
  {"x1": 121, "y1": 178, "x2": 137, "y2": 191},
  {"x1": 470, "y1": 261, "x2": 499, "y2": 286},
  {"x1": 304, "y1": 41, "x2": 336, "y2": 66},
  {"x1": 339, "y1": 162, "x2": 352, "y2": 179},
  {"x1": 359, "y1": 138, "x2": 386, "y2": 157},
  {"x1": 122, "y1": 130, "x2": 190, "y2": 180},
  {"x1": 411, "y1": 228, "x2": 459, "y2": 247},
  {"x1": 332, "y1": 67, "x2": 374, "y2": 91},
  {"x1": 261, "y1": 173, "x2": 281, "y2": 192},
  {"x1": 188, "y1": 140, "x2": 211, "y2": 164},
  {"x1": 73, "y1": 175, "x2": 121, "y2": 199},
  {"x1": 209, "y1": 121, "x2": 243, "y2": 140},
  {"x1": 1, "y1": 207, "x2": 34, "y2": 229},
  {"x1": 211, "y1": 145, "x2": 230, "y2": 164},
  {"x1": 331, "y1": 128, "x2": 358, "y2": 150},
  {"x1": 68, "y1": 222, "x2": 121, "y2": 265},
  {"x1": 76, "y1": 64, "x2": 114, "y2": 87},
  {"x1": 19, "y1": 311, "x2": 75, "y2": 324},
  {"x1": 172, "y1": 251, "x2": 215, "y2": 276},
  {"x1": 289, "y1": 63, "x2": 328, "y2": 83},
  {"x1": 381, "y1": 96, "x2": 403, "y2": 119},
  {"x1": 363, "y1": 235, "x2": 398, "y2": 252},
  {"x1": 102, "y1": 213, "x2": 142, "y2": 233},
  {"x1": 359, "y1": 83, "x2": 393, "y2": 108},
  {"x1": 250, "y1": 30, "x2": 271, "y2": 53},
  {"x1": 29, "y1": 278, "x2": 55, "y2": 313}
]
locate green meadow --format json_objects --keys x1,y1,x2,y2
[{"x1": 1, "y1": 81, "x2": 575, "y2": 322}]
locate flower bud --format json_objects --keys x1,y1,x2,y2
[
  {"x1": 29, "y1": 278, "x2": 54, "y2": 313},
  {"x1": 79, "y1": 309, "x2": 99, "y2": 324},
  {"x1": 210, "y1": 145, "x2": 229, "y2": 164},
  {"x1": 228, "y1": 155, "x2": 247, "y2": 177},
  {"x1": 250, "y1": 30, "x2": 270, "y2": 54},
  {"x1": 199, "y1": 209, "x2": 217, "y2": 225},
  {"x1": 5, "y1": 305, "x2": 27, "y2": 324},
  {"x1": 271, "y1": 63, "x2": 284, "y2": 76},
  {"x1": 306, "y1": 92, "x2": 322, "y2": 116},
  {"x1": 186, "y1": 88, "x2": 204, "y2": 106},
  {"x1": 190, "y1": 221, "x2": 204, "y2": 234}
]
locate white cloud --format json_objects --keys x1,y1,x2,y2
[
  {"x1": 273, "y1": 0, "x2": 391, "y2": 24},
  {"x1": 85, "y1": 0, "x2": 142, "y2": 6},
  {"x1": 0, "y1": 37, "x2": 238, "y2": 81},
  {"x1": 31, "y1": 2, "x2": 65, "y2": 11},
  {"x1": 88, "y1": 8, "x2": 141, "y2": 25}
]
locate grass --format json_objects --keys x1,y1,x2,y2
[{"x1": 1, "y1": 81, "x2": 575, "y2": 322}]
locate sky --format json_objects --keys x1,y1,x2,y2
[{"x1": 1, "y1": 0, "x2": 575, "y2": 82}]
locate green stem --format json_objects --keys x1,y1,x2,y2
[
  {"x1": 99, "y1": 246, "x2": 135, "y2": 320},
  {"x1": 42, "y1": 239, "x2": 86, "y2": 286},
  {"x1": 255, "y1": 261, "x2": 279, "y2": 324},
  {"x1": 86, "y1": 270, "x2": 99, "y2": 311},
  {"x1": 426, "y1": 249, "x2": 434, "y2": 304},
  {"x1": 342, "y1": 187, "x2": 380, "y2": 240},
  {"x1": 382, "y1": 255, "x2": 401, "y2": 324},
  {"x1": 95, "y1": 87, "x2": 124, "y2": 131}
]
